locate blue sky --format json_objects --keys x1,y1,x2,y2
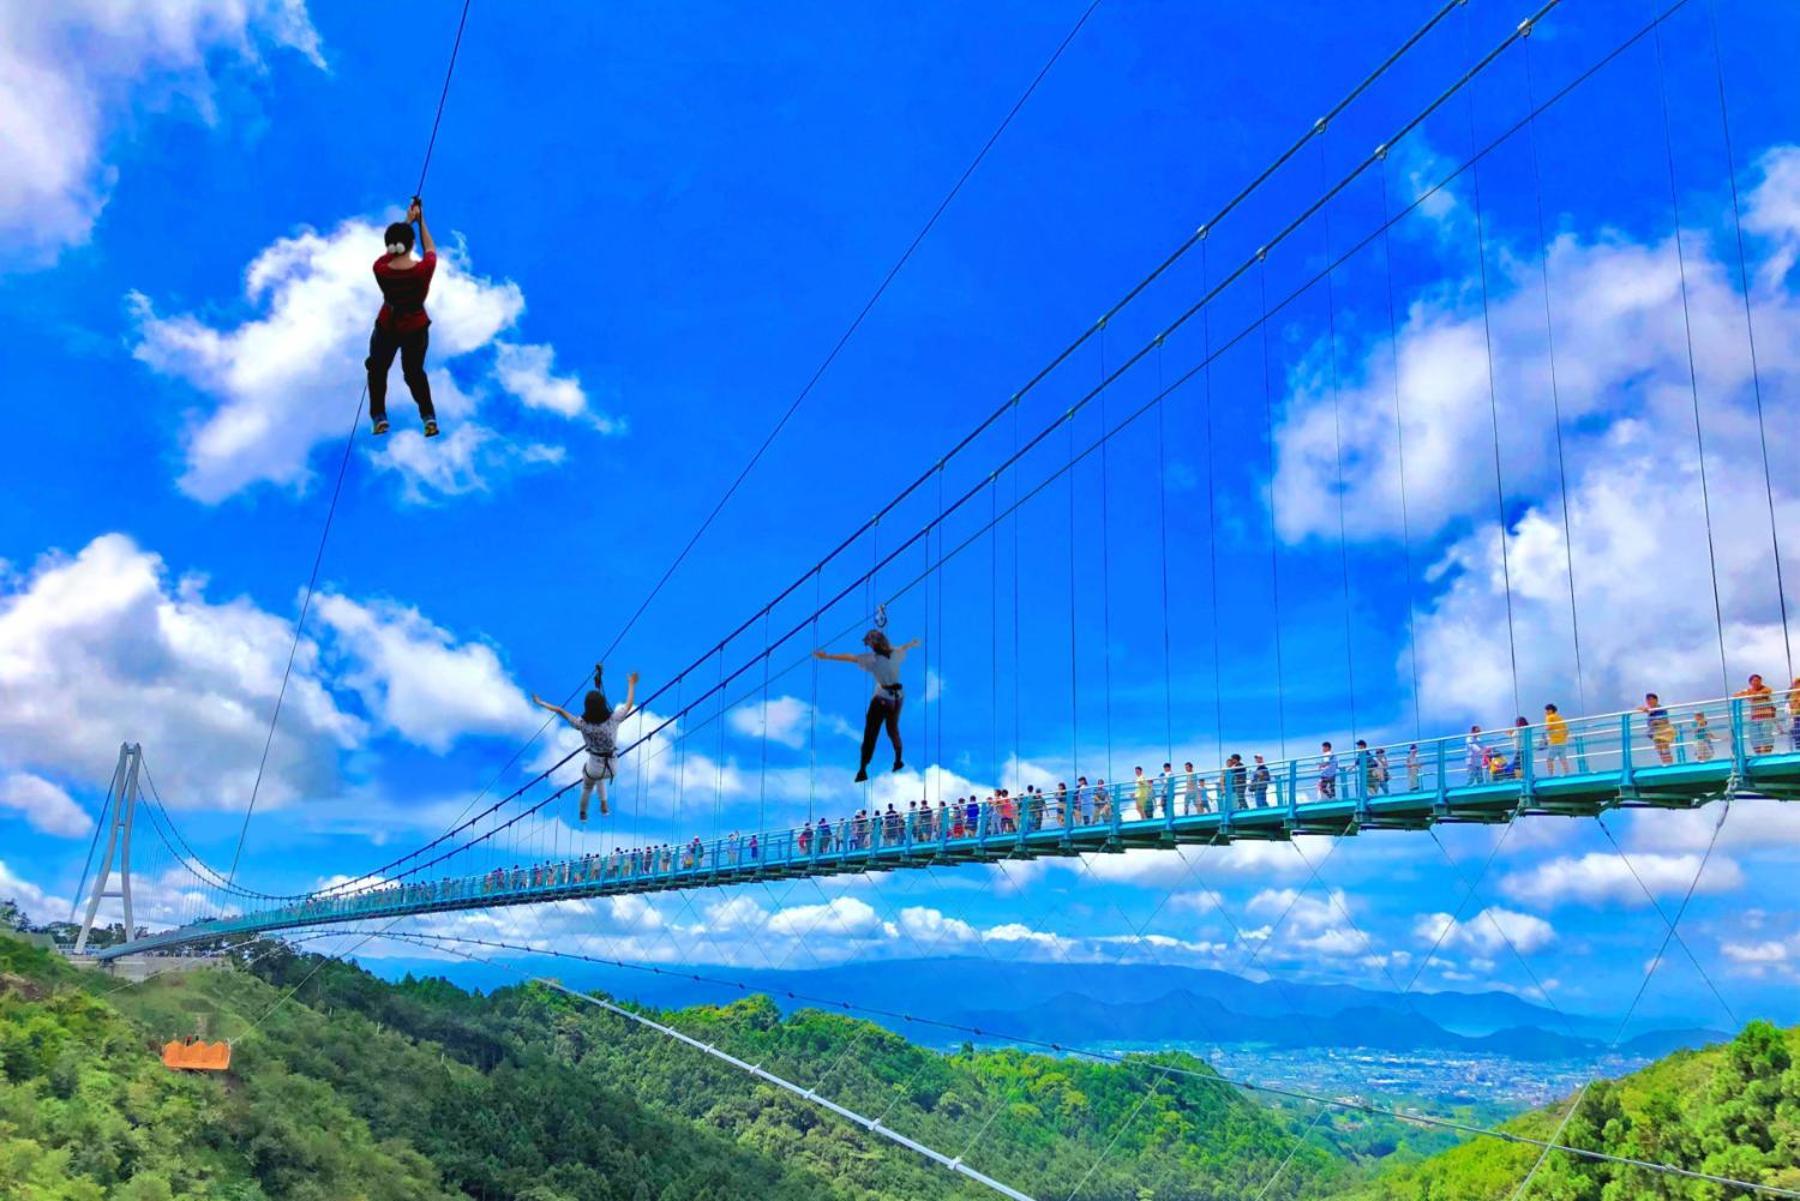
[{"x1": 4, "y1": 0, "x2": 1800, "y2": 1032}]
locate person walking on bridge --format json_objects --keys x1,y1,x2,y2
[
  {"x1": 1737, "y1": 673, "x2": 1778, "y2": 754},
  {"x1": 1640, "y1": 693, "x2": 1675, "y2": 765},
  {"x1": 816, "y1": 629, "x2": 921, "y2": 782},
  {"x1": 1542, "y1": 703, "x2": 1570, "y2": 776},
  {"x1": 1788, "y1": 677, "x2": 1800, "y2": 752}
]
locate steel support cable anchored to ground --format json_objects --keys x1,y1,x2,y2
[
  {"x1": 1592, "y1": 810, "x2": 1741, "y2": 1030},
  {"x1": 486, "y1": 816, "x2": 933, "y2": 1139},
  {"x1": 1427, "y1": 827, "x2": 1579, "y2": 1038},
  {"x1": 300, "y1": 0, "x2": 1486, "y2": 898},
  {"x1": 1119, "y1": 795, "x2": 1525, "y2": 1200},
  {"x1": 1050, "y1": 837, "x2": 1351, "y2": 1198},
  {"x1": 224, "y1": 0, "x2": 477, "y2": 888},
  {"x1": 227, "y1": 918, "x2": 409, "y2": 1048},
  {"x1": 1507, "y1": 798, "x2": 1735, "y2": 1199},
  {"x1": 375, "y1": 929, "x2": 1041, "y2": 1201},
  {"x1": 297, "y1": 926, "x2": 1800, "y2": 1200},
  {"x1": 160, "y1": 0, "x2": 1683, "y2": 917}
]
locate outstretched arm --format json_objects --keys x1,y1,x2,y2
[
  {"x1": 813, "y1": 650, "x2": 860, "y2": 663},
  {"x1": 410, "y1": 198, "x2": 436, "y2": 255},
  {"x1": 898, "y1": 638, "x2": 923, "y2": 652},
  {"x1": 619, "y1": 671, "x2": 639, "y2": 719},
  {"x1": 531, "y1": 694, "x2": 577, "y2": 726}
]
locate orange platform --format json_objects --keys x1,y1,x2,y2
[{"x1": 160, "y1": 1038, "x2": 231, "y2": 1072}]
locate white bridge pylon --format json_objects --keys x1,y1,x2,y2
[{"x1": 73, "y1": 742, "x2": 142, "y2": 955}]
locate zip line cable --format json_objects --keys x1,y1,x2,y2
[
  {"x1": 315, "y1": 0, "x2": 1106, "y2": 892},
  {"x1": 291, "y1": 0, "x2": 1478, "y2": 893},
  {"x1": 172, "y1": 1, "x2": 1680, "y2": 906},
  {"x1": 590, "y1": 0, "x2": 1105, "y2": 673},
  {"x1": 224, "y1": 0, "x2": 477, "y2": 887},
  {"x1": 379, "y1": 932, "x2": 1041, "y2": 1200}
]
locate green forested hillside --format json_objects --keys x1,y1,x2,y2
[
  {"x1": 15, "y1": 927, "x2": 1797, "y2": 1201},
  {"x1": 0, "y1": 932, "x2": 1346, "y2": 1200},
  {"x1": 1329, "y1": 1019, "x2": 1800, "y2": 1199}
]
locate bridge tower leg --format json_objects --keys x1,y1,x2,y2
[{"x1": 74, "y1": 743, "x2": 142, "y2": 955}]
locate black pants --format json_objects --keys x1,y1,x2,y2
[
  {"x1": 859, "y1": 693, "x2": 903, "y2": 770},
  {"x1": 367, "y1": 325, "x2": 435, "y2": 424}
]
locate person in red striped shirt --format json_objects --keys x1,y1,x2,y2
[{"x1": 367, "y1": 197, "x2": 440, "y2": 437}]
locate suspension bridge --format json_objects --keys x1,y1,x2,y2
[
  {"x1": 51, "y1": 0, "x2": 1800, "y2": 1197},
  {"x1": 87, "y1": 696, "x2": 1800, "y2": 958}
]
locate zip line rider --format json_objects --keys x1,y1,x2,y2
[
  {"x1": 815, "y1": 629, "x2": 921, "y2": 782},
  {"x1": 368, "y1": 196, "x2": 440, "y2": 438},
  {"x1": 533, "y1": 665, "x2": 638, "y2": 821}
]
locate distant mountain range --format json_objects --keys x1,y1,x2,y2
[{"x1": 404, "y1": 955, "x2": 1728, "y2": 1063}]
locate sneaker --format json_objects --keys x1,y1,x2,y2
[
  {"x1": 372, "y1": 420, "x2": 390, "y2": 436},
  {"x1": 423, "y1": 420, "x2": 440, "y2": 438},
  {"x1": 893, "y1": 760, "x2": 905, "y2": 773},
  {"x1": 854, "y1": 769, "x2": 869, "y2": 783},
  {"x1": 579, "y1": 805, "x2": 588, "y2": 823}
]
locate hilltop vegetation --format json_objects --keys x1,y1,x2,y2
[
  {"x1": 12, "y1": 925, "x2": 1800, "y2": 1201},
  {"x1": 0, "y1": 931, "x2": 1347, "y2": 1200},
  {"x1": 1330, "y1": 1018, "x2": 1800, "y2": 1199}
]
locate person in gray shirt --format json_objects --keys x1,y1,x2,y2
[{"x1": 816, "y1": 628, "x2": 922, "y2": 782}]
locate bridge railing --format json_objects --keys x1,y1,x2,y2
[{"x1": 140, "y1": 693, "x2": 1799, "y2": 943}]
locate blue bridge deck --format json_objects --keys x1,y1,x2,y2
[{"x1": 100, "y1": 697, "x2": 1800, "y2": 959}]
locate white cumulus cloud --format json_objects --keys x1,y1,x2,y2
[
  {"x1": 1272, "y1": 145, "x2": 1800, "y2": 721},
  {"x1": 0, "y1": 772, "x2": 92, "y2": 838},
  {"x1": 1413, "y1": 905, "x2": 1556, "y2": 956},
  {"x1": 0, "y1": 532, "x2": 560, "y2": 818},
  {"x1": 311, "y1": 593, "x2": 538, "y2": 753},
  {"x1": 130, "y1": 216, "x2": 607, "y2": 504},
  {"x1": 727, "y1": 695, "x2": 854, "y2": 749},
  {"x1": 493, "y1": 341, "x2": 621, "y2": 432},
  {"x1": 0, "y1": 532, "x2": 358, "y2": 812},
  {"x1": 0, "y1": 0, "x2": 322, "y2": 265},
  {"x1": 1499, "y1": 851, "x2": 1744, "y2": 908}
]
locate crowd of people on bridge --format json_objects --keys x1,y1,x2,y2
[{"x1": 269, "y1": 670, "x2": 1800, "y2": 923}]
